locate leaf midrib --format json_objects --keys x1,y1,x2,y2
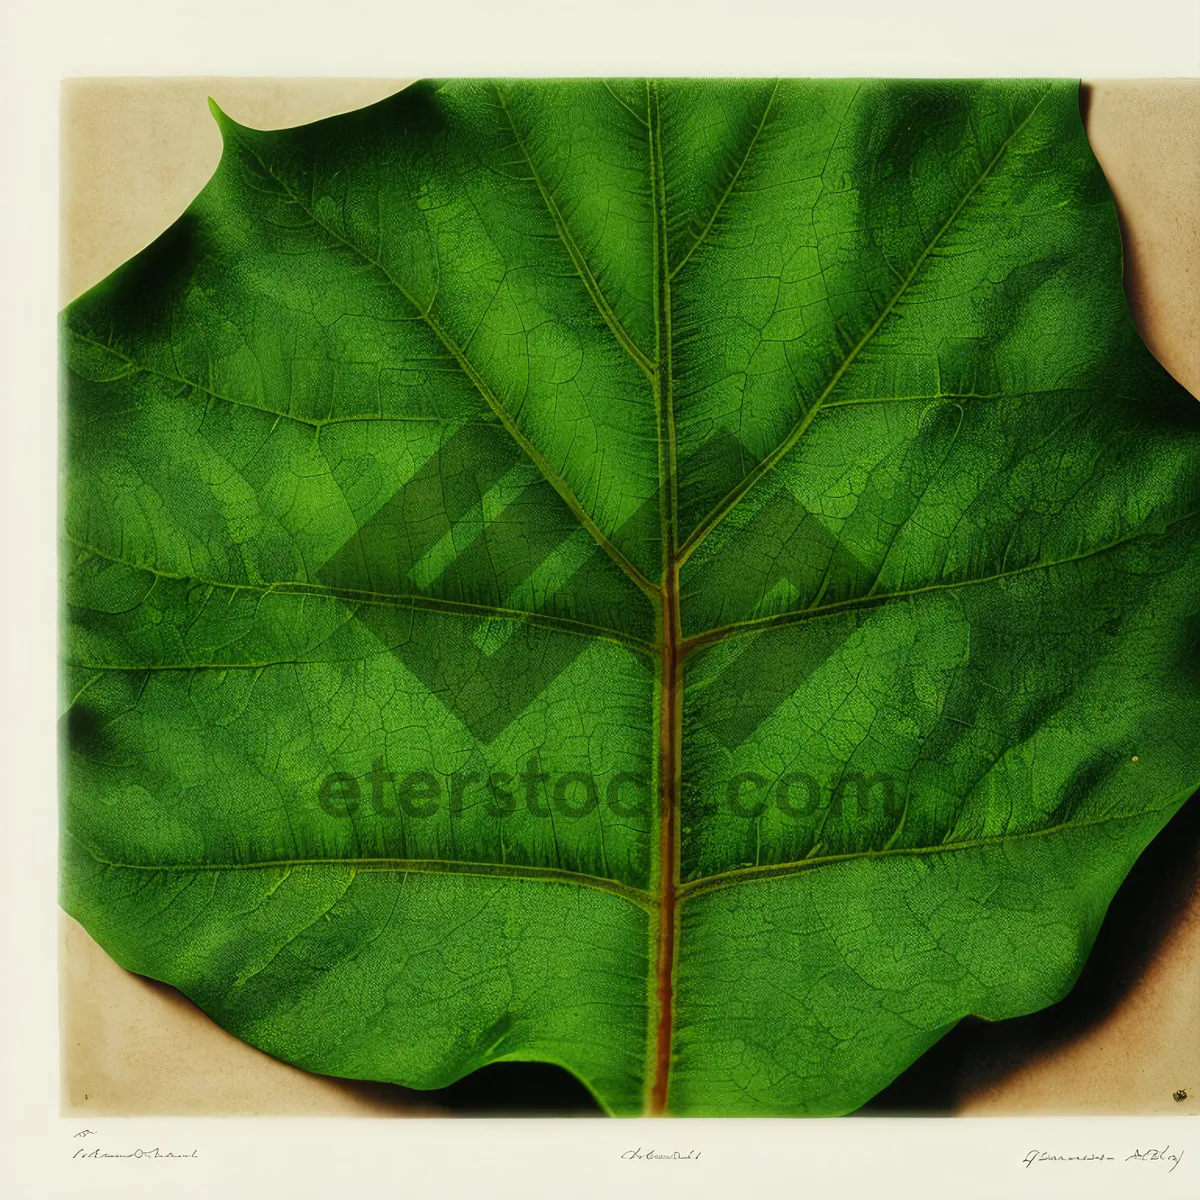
[{"x1": 646, "y1": 78, "x2": 682, "y2": 1116}]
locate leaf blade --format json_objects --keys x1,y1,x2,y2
[{"x1": 61, "y1": 78, "x2": 1200, "y2": 1117}]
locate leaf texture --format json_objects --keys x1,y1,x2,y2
[{"x1": 61, "y1": 78, "x2": 1200, "y2": 1116}]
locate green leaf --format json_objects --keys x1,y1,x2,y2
[{"x1": 60, "y1": 78, "x2": 1200, "y2": 1117}]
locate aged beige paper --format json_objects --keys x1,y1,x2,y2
[{"x1": 59, "y1": 78, "x2": 1199, "y2": 1118}]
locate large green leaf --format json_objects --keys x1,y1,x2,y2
[{"x1": 61, "y1": 79, "x2": 1199, "y2": 1116}]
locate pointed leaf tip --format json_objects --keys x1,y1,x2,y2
[{"x1": 207, "y1": 97, "x2": 236, "y2": 140}]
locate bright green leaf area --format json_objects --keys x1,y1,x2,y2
[{"x1": 61, "y1": 78, "x2": 1199, "y2": 1116}]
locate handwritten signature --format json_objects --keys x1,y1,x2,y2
[
  {"x1": 1024, "y1": 1147, "x2": 1185, "y2": 1174},
  {"x1": 621, "y1": 1147, "x2": 701, "y2": 1161},
  {"x1": 71, "y1": 1132, "x2": 197, "y2": 1162},
  {"x1": 73, "y1": 1147, "x2": 199, "y2": 1160},
  {"x1": 1128, "y1": 1147, "x2": 1186, "y2": 1173}
]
